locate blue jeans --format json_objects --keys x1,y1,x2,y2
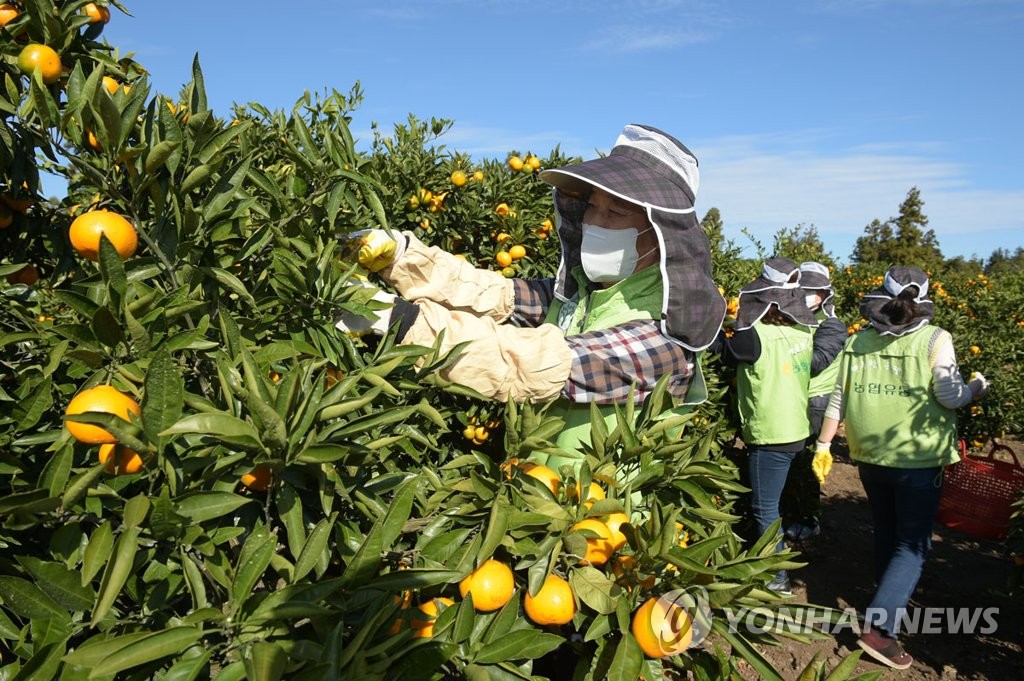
[
  {"x1": 858, "y1": 463, "x2": 943, "y2": 638},
  {"x1": 748, "y1": 449, "x2": 797, "y2": 579}
]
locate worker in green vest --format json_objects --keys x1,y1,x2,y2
[
  {"x1": 783, "y1": 261, "x2": 847, "y2": 542},
  {"x1": 712, "y1": 257, "x2": 818, "y2": 594},
  {"x1": 814, "y1": 266, "x2": 991, "y2": 670},
  {"x1": 339, "y1": 124, "x2": 725, "y2": 473}
]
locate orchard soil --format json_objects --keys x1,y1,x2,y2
[{"x1": 732, "y1": 436, "x2": 1024, "y2": 680}]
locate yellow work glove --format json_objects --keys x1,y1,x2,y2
[
  {"x1": 351, "y1": 229, "x2": 405, "y2": 272},
  {"x1": 811, "y1": 441, "x2": 833, "y2": 485}
]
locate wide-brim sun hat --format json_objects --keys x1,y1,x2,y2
[
  {"x1": 538, "y1": 124, "x2": 725, "y2": 355},
  {"x1": 735, "y1": 257, "x2": 819, "y2": 330},
  {"x1": 799, "y1": 261, "x2": 836, "y2": 317},
  {"x1": 860, "y1": 266, "x2": 934, "y2": 336},
  {"x1": 538, "y1": 124, "x2": 698, "y2": 212}
]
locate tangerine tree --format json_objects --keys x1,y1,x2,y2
[{"x1": 2, "y1": 3, "x2": 921, "y2": 680}]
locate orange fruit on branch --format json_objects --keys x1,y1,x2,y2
[
  {"x1": 631, "y1": 596, "x2": 693, "y2": 658},
  {"x1": 524, "y1": 574, "x2": 575, "y2": 626},
  {"x1": 602, "y1": 512, "x2": 630, "y2": 551},
  {"x1": 517, "y1": 462, "x2": 561, "y2": 496},
  {"x1": 411, "y1": 597, "x2": 454, "y2": 638},
  {"x1": 241, "y1": 465, "x2": 272, "y2": 492},
  {"x1": 69, "y1": 210, "x2": 138, "y2": 261},
  {"x1": 17, "y1": 44, "x2": 62, "y2": 84},
  {"x1": 98, "y1": 443, "x2": 146, "y2": 475},
  {"x1": 509, "y1": 245, "x2": 526, "y2": 260},
  {"x1": 450, "y1": 170, "x2": 467, "y2": 187},
  {"x1": 495, "y1": 251, "x2": 513, "y2": 268},
  {"x1": 0, "y1": 4, "x2": 20, "y2": 27},
  {"x1": 570, "y1": 518, "x2": 616, "y2": 566},
  {"x1": 65, "y1": 385, "x2": 141, "y2": 444},
  {"x1": 458, "y1": 559, "x2": 515, "y2": 612},
  {"x1": 83, "y1": 3, "x2": 110, "y2": 24}
]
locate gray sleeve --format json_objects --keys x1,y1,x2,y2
[{"x1": 811, "y1": 316, "x2": 848, "y2": 375}]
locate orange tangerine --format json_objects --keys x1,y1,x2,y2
[
  {"x1": 458, "y1": 559, "x2": 515, "y2": 612},
  {"x1": 523, "y1": 575, "x2": 575, "y2": 626},
  {"x1": 570, "y1": 519, "x2": 615, "y2": 566}
]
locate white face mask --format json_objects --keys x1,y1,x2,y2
[
  {"x1": 580, "y1": 223, "x2": 655, "y2": 283},
  {"x1": 805, "y1": 294, "x2": 820, "y2": 309}
]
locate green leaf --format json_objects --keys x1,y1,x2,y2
[
  {"x1": 144, "y1": 140, "x2": 180, "y2": 173},
  {"x1": 91, "y1": 306, "x2": 123, "y2": 349},
  {"x1": 231, "y1": 524, "x2": 276, "y2": 605},
  {"x1": 90, "y1": 627, "x2": 203, "y2": 678},
  {"x1": 0, "y1": 576, "x2": 70, "y2": 622},
  {"x1": 122, "y1": 494, "x2": 151, "y2": 529},
  {"x1": 293, "y1": 516, "x2": 335, "y2": 582},
  {"x1": 473, "y1": 628, "x2": 563, "y2": 664},
  {"x1": 98, "y1": 235, "x2": 128, "y2": 306},
  {"x1": 569, "y1": 566, "x2": 618, "y2": 615},
  {"x1": 63, "y1": 631, "x2": 153, "y2": 668},
  {"x1": 607, "y1": 634, "x2": 644, "y2": 681},
  {"x1": 160, "y1": 412, "x2": 263, "y2": 450},
  {"x1": 91, "y1": 527, "x2": 140, "y2": 625},
  {"x1": 17, "y1": 558, "x2": 95, "y2": 613},
  {"x1": 142, "y1": 348, "x2": 185, "y2": 450},
  {"x1": 176, "y1": 491, "x2": 255, "y2": 523},
  {"x1": 81, "y1": 522, "x2": 115, "y2": 585},
  {"x1": 203, "y1": 266, "x2": 257, "y2": 308},
  {"x1": 244, "y1": 641, "x2": 287, "y2": 681}
]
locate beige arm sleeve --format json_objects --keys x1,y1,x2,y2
[
  {"x1": 380, "y1": 232, "x2": 516, "y2": 321},
  {"x1": 401, "y1": 299, "x2": 572, "y2": 403}
]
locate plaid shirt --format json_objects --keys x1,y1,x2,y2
[{"x1": 512, "y1": 279, "x2": 695, "y2": 405}]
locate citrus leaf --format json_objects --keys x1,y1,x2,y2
[
  {"x1": 89, "y1": 626, "x2": 203, "y2": 678},
  {"x1": 293, "y1": 516, "x2": 335, "y2": 582},
  {"x1": 91, "y1": 526, "x2": 140, "y2": 625},
  {"x1": 175, "y1": 491, "x2": 255, "y2": 523},
  {"x1": 142, "y1": 348, "x2": 184, "y2": 450},
  {"x1": 244, "y1": 641, "x2": 287, "y2": 681},
  {"x1": 0, "y1": 576, "x2": 69, "y2": 622},
  {"x1": 473, "y1": 629, "x2": 563, "y2": 664},
  {"x1": 159, "y1": 412, "x2": 263, "y2": 450},
  {"x1": 230, "y1": 524, "x2": 276, "y2": 605}
]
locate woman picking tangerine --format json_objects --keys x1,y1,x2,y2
[{"x1": 336, "y1": 124, "x2": 726, "y2": 470}]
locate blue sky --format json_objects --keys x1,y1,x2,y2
[{"x1": 87, "y1": 0, "x2": 1024, "y2": 263}]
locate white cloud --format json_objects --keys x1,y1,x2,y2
[
  {"x1": 693, "y1": 134, "x2": 1024, "y2": 259},
  {"x1": 582, "y1": 26, "x2": 710, "y2": 52}
]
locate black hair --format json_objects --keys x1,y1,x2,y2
[{"x1": 879, "y1": 286, "x2": 920, "y2": 325}]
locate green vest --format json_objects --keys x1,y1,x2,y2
[
  {"x1": 736, "y1": 322, "x2": 813, "y2": 445},
  {"x1": 840, "y1": 326, "x2": 959, "y2": 468},
  {"x1": 534, "y1": 265, "x2": 702, "y2": 473},
  {"x1": 808, "y1": 312, "x2": 843, "y2": 398}
]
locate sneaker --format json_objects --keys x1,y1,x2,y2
[
  {"x1": 766, "y1": 574, "x2": 792, "y2": 596},
  {"x1": 789, "y1": 522, "x2": 821, "y2": 541},
  {"x1": 857, "y1": 627, "x2": 913, "y2": 670}
]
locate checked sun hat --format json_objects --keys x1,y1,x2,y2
[
  {"x1": 735, "y1": 257, "x2": 819, "y2": 330},
  {"x1": 538, "y1": 124, "x2": 725, "y2": 353},
  {"x1": 860, "y1": 266, "x2": 934, "y2": 336},
  {"x1": 800, "y1": 261, "x2": 836, "y2": 317}
]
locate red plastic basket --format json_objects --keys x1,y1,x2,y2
[{"x1": 937, "y1": 441, "x2": 1024, "y2": 541}]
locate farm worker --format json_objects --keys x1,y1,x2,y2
[
  {"x1": 814, "y1": 266, "x2": 991, "y2": 670},
  {"x1": 336, "y1": 124, "x2": 725, "y2": 470},
  {"x1": 782, "y1": 261, "x2": 848, "y2": 542},
  {"x1": 710, "y1": 257, "x2": 818, "y2": 594}
]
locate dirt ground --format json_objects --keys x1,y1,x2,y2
[{"x1": 735, "y1": 438, "x2": 1024, "y2": 680}]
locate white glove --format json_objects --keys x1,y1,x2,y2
[
  {"x1": 348, "y1": 229, "x2": 407, "y2": 272},
  {"x1": 334, "y1": 283, "x2": 396, "y2": 336},
  {"x1": 968, "y1": 372, "x2": 991, "y2": 400}
]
